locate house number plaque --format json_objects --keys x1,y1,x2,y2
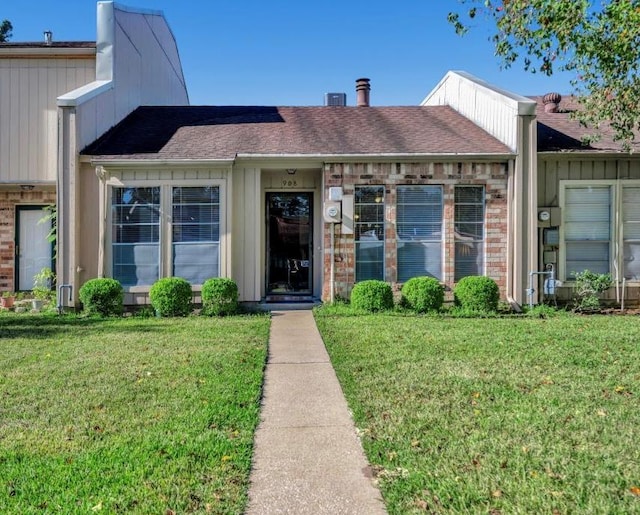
[{"x1": 281, "y1": 179, "x2": 298, "y2": 188}]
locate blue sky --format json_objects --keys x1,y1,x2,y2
[{"x1": 4, "y1": 1, "x2": 575, "y2": 106}]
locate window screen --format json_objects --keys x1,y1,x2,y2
[
  {"x1": 564, "y1": 185, "x2": 611, "y2": 277},
  {"x1": 355, "y1": 186, "x2": 384, "y2": 281},
  {"x1": 397, "y1": 185, "x2": 443, "y2": 281},
  {"x1": 172, "y1": 186, "x2": 220, "y2": 284},
  {"x1": 455, "y1": 186, "x2": 484, "y2": 280},
  {"x1": 111, "y1": 187, "x2": 160, "y2": 286},
  {"x1": 623, "y1": 187, "x2": 640, "y2": 280}
]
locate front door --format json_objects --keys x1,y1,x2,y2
[
  {"x1": 266, "y1": 192, "x2": 312, "y2": 295},
  {"x1": 16, "y1": 206, "x2": 53, "y2": 291}
]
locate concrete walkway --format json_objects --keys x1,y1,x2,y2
[{"x1": 246, "y1": 310, "x2": 387, "y2": 514}]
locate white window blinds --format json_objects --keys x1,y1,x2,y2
[
  {"x1": 455, "y1": 186, "x2": 485, "y2": 280},
  {"x1": 111, "y1": 187, "x2": 160, "y2": 287},
  {"x1": 564, "y1": 186, "x2": 611, "y2": 277},
  {"x1": 623, "y1": 187, "x2": 640, "y2": 280},
  {"x1": 396, "y1": 185, "x2": 443, "y2": 282},
  {"x1": 172, "y1": 186, "x2": 220, "y2": 284},
  {"x1": 355, "y1": 186, "x2": 385, "y2": 281}
]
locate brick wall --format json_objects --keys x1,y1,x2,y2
[
  {"x1": 0, "y1": 190, "x2": 56, "y2": 291},
  {"x1": 322, "y1": 162, "x2": 509, "y2": 301}
]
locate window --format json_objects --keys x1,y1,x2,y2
[
  {"x1": 110, "y1": 183, "x2": 223, "y2": 288},
  {"x1": 563, "y1": 185, "x2": 612, "y2": 277},
  {"x1": 454, "y1": 186, "x2": 484, "y2": 280},
  {"x1": 111, "y1": 187, "x2": 160, "y2": 287},
  {"x1": 172, "y1": 186, "x2": 220, "y2": 284},
  {"x1": 396, "y1": 185, "x2": 443, "y2": 282},
  {"x1": 623, "y1": 187, "x2": 640, "y2": 280},
  {"x1": 355, "y1": 186, "x2": 384, "y2": 281}
]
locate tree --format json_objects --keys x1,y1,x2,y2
[
  {"x1": 0, "y1": 20, "x2": 12, "y2": 42},
  {"x1": 449, "y1": 1, "x2": 640, "y2": 150}
]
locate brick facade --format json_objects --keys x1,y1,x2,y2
[
  {"x1": 0, "y1": 189, "x2": 56, "y2": 292},
  {"x1": 322, "y1": 162, "x2": 509, "y2": 301}
]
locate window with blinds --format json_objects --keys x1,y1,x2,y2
[
  {"x1": 622, "y1": 187, "x2": 640, "y2": 280},
  {"x1": 396, "y1": 185, "x2": 443, "y2": 282},
  {"x1": 355, "y1": 186, "x2": 385, "y2": 281},
  {"x1": 172, "y1": 186, "x2": 220, "y2": 284},
  {"x1": 454, "y1": 186, "x2": 485, "y2": 281},
  {"x1": 111, "y1": 187, "x2": 160, "y2": 287},
  {"x1": 564, "y1": 185, "x2": 611, "y2": 277}
]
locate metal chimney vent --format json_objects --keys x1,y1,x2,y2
[{"x1": 325, "y1": 93, "x2": 347, "y2": 106}]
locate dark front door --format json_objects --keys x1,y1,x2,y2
[{"x1": 267, "y1": 192, "x2": 312, "y2": 295}]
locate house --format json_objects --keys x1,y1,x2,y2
[
  {"x1": 76, "y1": 73, "x2": 543, "y2": 307},
  {"x1": 534, "y1": 93, "x2": 640, "y2": 305},
  {"x1": 0, "y1": 2, "x2": 188, "y2": 294}
]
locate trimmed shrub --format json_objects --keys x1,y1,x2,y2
[
  {"x1": 79, "y1": 278, "x2": 124, "y2": 316},
  {"x1": 454, "y1": 276, "x2": 500, "y2": 313},
  {"x1": 350, "y1": 280, "x2": 394, "y2": 312},
  {"x1": 401, "y1": 276, "x2": 444, "y2": 313},
  {"x1": 150, "y1": 277, "x2": 192, "y2": 317},
  {"x1": 201, "y1": 278, "x2": 238, "y2": 316}
]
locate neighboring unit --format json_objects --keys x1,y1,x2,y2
[{"x1": 0, "y1": 1, "x2": 188, "y2": 294}]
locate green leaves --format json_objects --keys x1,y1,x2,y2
[{"x1": 449, "y1": 0, "x2": 640, "y2": 150}]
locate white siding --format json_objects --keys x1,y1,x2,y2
[
  {"x1": 72, "y1": 5, "x2": 189, "y2": 150},
  {"x1": 422, "y1": 71, "x2": 536, "y2": 152},
  {"x1": 0, "y1": 57, "x2": 95, "y2": 182}
]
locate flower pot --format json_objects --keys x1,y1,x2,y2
[
  {"x1": 1, "y1": 296, "x2": 15, "y2": 308},
  {"x1": 31, "y1": 299, "x2": 45, "y2": 312}
]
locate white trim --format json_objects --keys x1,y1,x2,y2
[
  {"x1": 559, "y1": 180, "x2": 616, "y2": 282},
  {"x1": 57, "y1": 80, "x2": 113, "y2": 107}
]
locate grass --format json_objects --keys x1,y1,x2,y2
[
  {"x1": 315, "y1": 309, "x2": 640, "y2": 514},
  {"x1": 0, "y1": 313, "x2": 270, "y2": 514}
]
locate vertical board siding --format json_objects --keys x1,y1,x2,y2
[
  {"x1": 0, "y1": 57, "x2": 95, "y2": 183},
  {"x1": 538, "y1": 158, "x2": 640, "y2": 207}
]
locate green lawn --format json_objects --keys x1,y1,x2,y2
[
  {"x1": 315, "y1": 310, "x2": 640, "y2": 514},
  {"x1": 0, "y1": 314, "x2": 270, "y2": 514}
]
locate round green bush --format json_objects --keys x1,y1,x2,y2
[
  {"x1": 201, "y1": 277, "x2": 238, "y2": 316},
  {"x1": 454, "y1": 276, "x2": 500, "y2": 312},
  {"x1": 401, "y1": 276, "x2": 444, "y2": 313},
  {"x1": 78, "y1": 278, "x2": 124, "y2": 316},
  {"x1": 149, "y1": 277, "x2": 192, "y2": 317},
  {"x1": 350, "y1": 280, "x2": 394, "y2": 312}
]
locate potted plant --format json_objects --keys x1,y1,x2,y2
[
  {"x1": 1, "y1": 291, "x2": 15, "y2": 308},
  {"x1": 31, "y1": 267, "x2": 55, "y2": 311}
]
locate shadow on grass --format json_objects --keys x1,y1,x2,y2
[{"x1": 0, "y1": 313, "x2": 163, "y2": 340}]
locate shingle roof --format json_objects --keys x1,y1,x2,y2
[
  {"x1": 534, "y1": 96, "x2": 640, "y2": 153},
  {"x1": 0, "y1": 42, "x2": 95, "y2": 49},
  {"x1": 83, "y1": 105, "x2": 512, "y2": 160}
]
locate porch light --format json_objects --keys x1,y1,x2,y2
[{"x1": 287, "y1": 168, "x2": 297, "y2": 175}]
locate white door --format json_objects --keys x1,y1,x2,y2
[{"x1": 17, "y1": 208, "x2": 52, "y2": 291}]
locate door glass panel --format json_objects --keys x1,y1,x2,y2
[
  {"x1": 18, "y1": 208, "x2": 52, "y2": 290},
  {"x1": 267, "y1": 193, "x2": 312, "y2": 294}
]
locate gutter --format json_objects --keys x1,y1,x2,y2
[
  {"x1": 235, "y1": 152, "x2": 514, "y2": 161},
  {"x1": 90, "y1": 158, "x2": 235, "y2": 168}
]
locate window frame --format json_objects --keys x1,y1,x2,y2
[
  {"x1": 396, "y1": 184, "x2": 444, "y2": 282},
  {"x1": 454, "y1": 185, "x2": 486, "y2": 281},
  {"x1": 559, "y1": 179, "x2": 640, "y2": 283},
  {"x1": 354, "y1": 185, "x2": 385, "y2": 282},
  {"x1": 105, "y1": 178, "x2": 226, "y2": 292}
]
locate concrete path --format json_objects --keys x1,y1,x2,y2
[{"x1": 246, "y1": 310, "x2": 387, "y2": 515}]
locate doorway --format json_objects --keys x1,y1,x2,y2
[
  {"x1": 16, "y1": 206, "x2": 53, "y2": 291},
  {"x1": 266, "y1": 192, "x2": 313, "y2": 295}
]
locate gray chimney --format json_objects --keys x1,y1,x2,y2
[
  {"x1": 356, "y1": 78, "x2": 370, "y2": 107},
  {"x1": 44, "y1": 31, "x2": 52, "y2": 45}
]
